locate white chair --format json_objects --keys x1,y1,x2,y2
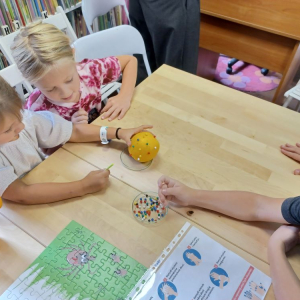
[
  {"x1": 73, "y1": 25, "x2": 151, "y2": 76},
  {"x1": 283, "y1": 82, "x2": 300, "y2": 111},
  {"x1": 82, "y1": 0, "x2": 130, "y2": 34},
  {"x1": 0, "y1": 64, "x2": 32, "y2": 101}
]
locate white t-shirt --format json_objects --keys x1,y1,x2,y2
[{"x1": 0, "y1": 110, "x2": 73, "y2": 196}]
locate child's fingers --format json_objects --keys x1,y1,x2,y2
[
  {"x1": 281, "y1": 149, "x2": 300, "y2": 161},
  {"x1": 76, "y1": 120, "x2": 89, "y2": 124},
  {"x1": 101, "y1": 102, "x2": 113, "y2": 114},
  {"x1": 74, "y1": 109, "x2": 88, "y2": 117},
  {"x1": 135, "y1": 125, "x2": 153, "y2": 133},
  {"x1": 74, "y1": 115, "x2": 88, "y2": 123},
  {"x1": 280, "y1": 145, "x2": 298, "y2": 153},
  {"x1": 101, "y1": 106, "x2": 115, "y2": 120},
  {"x1": 78, "y1": 109, "x2": 88, "y2": 115},
  {"x1": 118, "y1": 108, "x2": 128, "y2": 120},
  {"x1": 294, "y1": 169, "x2": 300, "y2": 175},
  {"x1": 108, "y1": 108, "x2": 122, "y2": 122},
  {"x1": 158, "y1": 175, "x2": 171, "y2": 188}
]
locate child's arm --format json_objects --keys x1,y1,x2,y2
[
  {"x1": 101, "y1": 55, "x2": 137, "y2": 121},
  {"x1": 3, "y1": 170, "x2": 109, "y2": 204},
  {"x1": 70, "y1": 123, "x2": 152, "y2": 146},
  {"x1": 3, "y1": 122, "x2": 152, "y2": 204},
  {"x1": 158, "y1": 176, "x2": 287, "y2": 223},
  {"x1": 268, "y1": 225, "x2": 300, "y2": 300}
]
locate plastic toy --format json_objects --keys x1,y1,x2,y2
[{"x1": 128, "y1": 132, "x2": 159, "y2": 163}]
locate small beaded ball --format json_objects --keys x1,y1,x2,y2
[{"x1": 128, "y1": 132, "x2": 160, "y2": 162}]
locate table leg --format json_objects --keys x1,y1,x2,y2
[
  {"x1": 272, "y1": 41, "x2": 300, "y2": 105},
  {"x1": 197, "y1": 47, "x2": 219, "y2": 80}
]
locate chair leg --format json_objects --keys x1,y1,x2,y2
[
  {"x1": 226, "y1": 58, "x2": 239, "y2": 74},
  {"x1": 283, "y1": 95, "x2": 294, "y2": 108},
  {"x1": 261, "y1": 68, "x2": 269, "y2": 76}
]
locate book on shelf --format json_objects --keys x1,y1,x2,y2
[{"x1": 0, "y1": 1, "x2": 130, "y2": 69}]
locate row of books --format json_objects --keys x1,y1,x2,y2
[
  {"x1": 66, "y1": 5, "x2": 129, "y2": 38},
  {"x1": 93, "y1": 6, "x2": 125, "y2": 31},
  {"x1": 57, "y1": 0, "x2": 80, "y2": 11},
  {"x1": 0, "y1": 0, "x2": 129, "y2": 36},
  {"x1": 0, "y1": 0, "x2": 60, "y2": 34}
]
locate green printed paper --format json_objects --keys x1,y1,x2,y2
[{"x1": 0, "y1": 221, "x2": 147, "y2": 300}]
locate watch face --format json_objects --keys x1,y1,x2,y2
[{"x1": 88, "y1": 108, "x2": 100, "y2": 124}]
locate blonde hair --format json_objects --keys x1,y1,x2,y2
[
  {"x1": 11, "y1": 21, "x2": 74, "y2": 83},
  {"x1": 0, "y1": 76, "x2": 23, "y2": 122}
]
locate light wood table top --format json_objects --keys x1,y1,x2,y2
[
  {"x1": 0, "y1": 214, "x2": 44, "y2": 294},
  {"x1": 63, "y1": 65, "x2": 300, "y2": 266},
  {"x1": 0, "y1": 149, "x2": 278, "y2": 298}
]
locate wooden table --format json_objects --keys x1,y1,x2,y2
[
  {"x1": 0, "y1": 214, "x2": 44, "y2": 294},
  {"x1": 1, "y1": 149, "x2": 277, "y2": 298},
  {"x1": 198, "y1": 0, "x2": 300, "y2": 105},
  {"x1": 63, "y1": 65, "x2": 300, "y2": 265},
  {"x1": 1, "y1": 65, "x2": 300, "y2": 299}
]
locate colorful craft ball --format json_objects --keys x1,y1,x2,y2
[{"x1": 128, "y1": 132, "x2": 159, "y2": 162}]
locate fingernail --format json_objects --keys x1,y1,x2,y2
[
  {"x1": 101, "y1": 117, "x2": 104, "y2": 119},
  {"x1": 108, "y1": 119, "x2": 111, "y2": 121}
]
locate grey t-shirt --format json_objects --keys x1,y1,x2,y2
[
  {"x1": 282, "y1": 196, "x2": 300, "y2": 225},
  {"x1": 0, "y1": 110, "x2": 72, "y2": 196}
]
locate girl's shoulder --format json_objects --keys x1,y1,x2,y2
[
  {"x1": 76, "y1": 57, "x2": 120, "y2": 74},
  {"x1": 25, "y1": 89, "x2": 50, "y2": 112}
]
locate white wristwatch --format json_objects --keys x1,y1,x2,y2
[{"x1": 100, "y1": 126, "x2": 111, "y2": 144}]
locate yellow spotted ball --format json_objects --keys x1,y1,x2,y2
[{"x1": 128, "y1": 132, "x2": 159, "y2": 162}]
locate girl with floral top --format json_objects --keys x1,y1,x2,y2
[{"x1": 11, "y1": 21, "x2": 137, "y2": 124}]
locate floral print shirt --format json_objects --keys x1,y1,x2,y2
[{"x1": 25, "y1": 57, "x2": 121, "y2": 122}]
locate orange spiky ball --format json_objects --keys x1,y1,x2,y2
[{"x1": 128, "y1": 132, "x2": 160, "y2": 163}]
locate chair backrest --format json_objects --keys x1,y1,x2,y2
[
  {"x1": 82, "y1": 0, "x2": 130, "y2": 33},
  {"x1": 0, "y1": 6, "x2": 77, "y2": 64},
  {"x1": 0, "y1": 64, "x2": 33, "y2": 101},
  {"x1": 72, "y1": 25, "x2": 151, "y2": 76}
]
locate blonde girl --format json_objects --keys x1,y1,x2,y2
[{"x1": 11, "y1": 21, "x2": 137, "y2": 123}]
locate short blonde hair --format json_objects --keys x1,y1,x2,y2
[
  {"x1": 11, "y1": 21, "x2": 74, "y2": 83},
  {"x1": 0, "y1": 76, "x2": 23, "y2": 123}
]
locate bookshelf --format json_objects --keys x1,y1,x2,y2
[
  {"x1": 0, "y1": 1, "x2": 129, "y2": 69},
  {"x1": 63, "y1": 2, "x2": 82, "y2": 14}
]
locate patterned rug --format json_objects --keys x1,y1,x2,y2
[{"x1": 214, "y1": 55, "x2": 282, "y2": 92}]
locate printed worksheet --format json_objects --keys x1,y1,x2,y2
[{"x1": 130, "y1": 225, "x2": 271, "y2": 300}]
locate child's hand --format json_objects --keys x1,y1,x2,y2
[
  {"x1": 280, "y1": 143, "x2": 300, "y2": 175},
  {"x1": 118, "y1": 125, "x2": 153, "y2": 146},
  {"x1": 157, "y1": 175, "x2": 196, "y2": 207},
  {"x1": 72, "y1": 109, "x2": 88, "y2": 124},
  {"x1": 269, "y1": 225, "x2": 300, "y2": 253},
  {"x1": 81, "y1": 169, "x2": 110, "y2": 194},
  {"x1": 101, "y1": 95, "x2": 131, "y2": 121}
]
